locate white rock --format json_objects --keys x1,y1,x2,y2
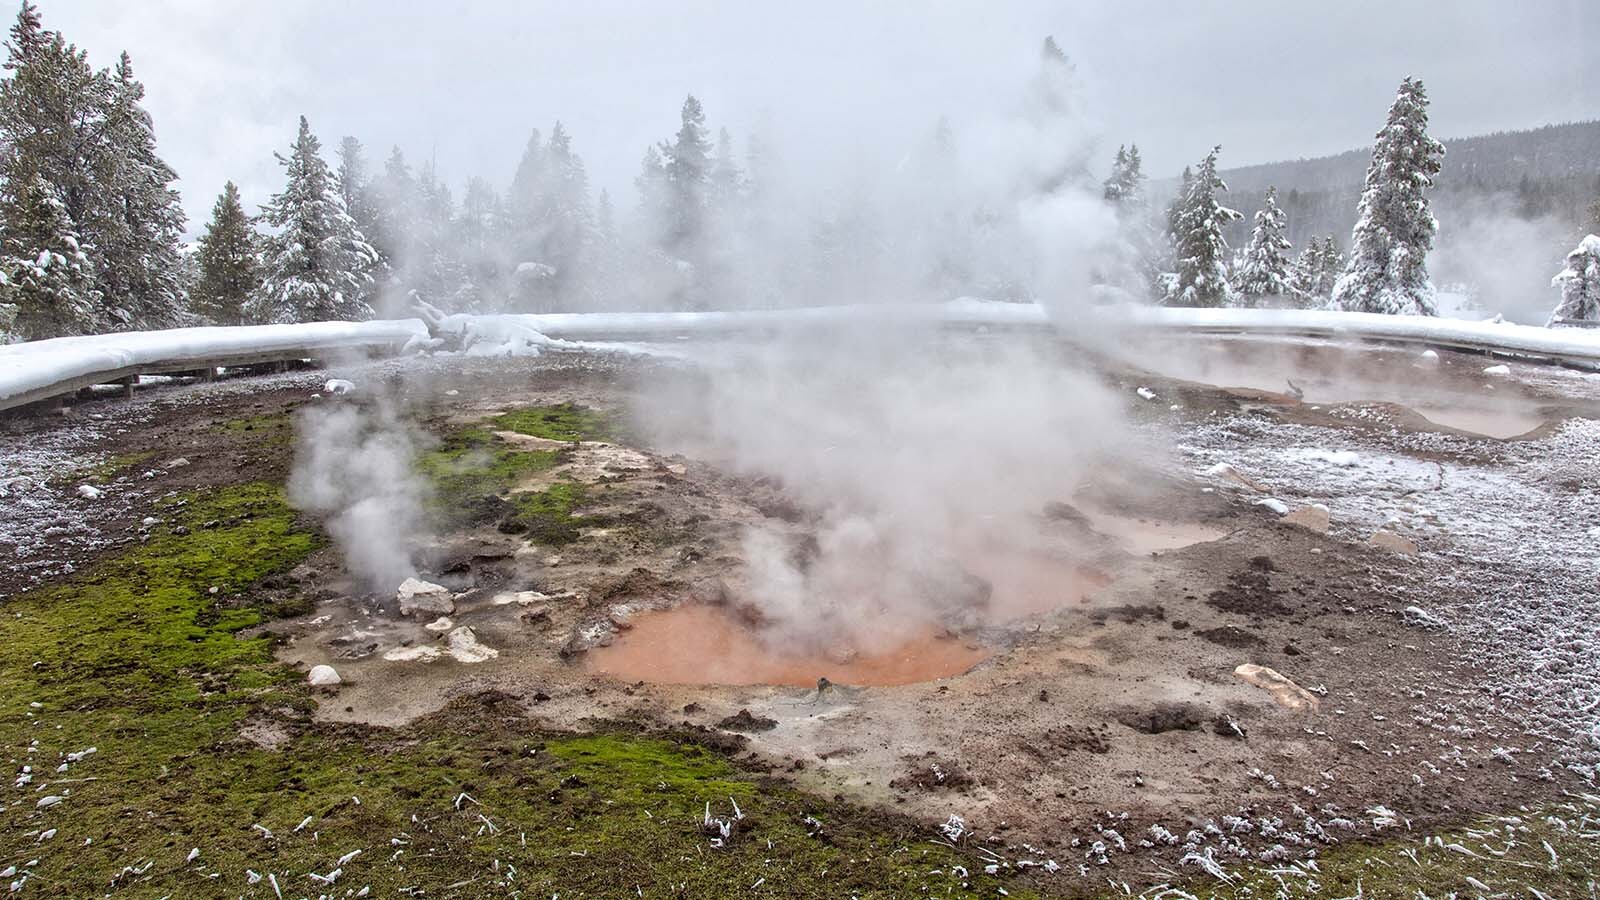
[
  {"x1": 382, "y1": 645, "x2": 443, "y2": 663},
  {"x1": 1419, "y1": 349, "x2": 1440, "y2": 363},
  {"x1": 324, "y1": 378, "x2": 356, "y2": 395},
  {"x1": 447, "y1": 626, "x2": 499, "y2": 663},
  {"x1": 35, "y1": 795, "x2": 63, "y2": 809},
  {"x1": 396, "y1": 577, "x2": 454, "y2": 617},
  {"x1": 1254, "y1": 497, "x2": 1290, "y2": 515},
  {"x1": 1135, "y1": 387, "x2": 1157, "y2": 401},
  {"x1": 424, "y1": 616, "x2": 454, "y2": 633},
  {"x1": 1482, "y1": 364, "x2": 1511, "y2": 377},
  {"x1": 165, "y1": 457, "x2": 191, "y2": 469},
  {"x1": 74, "y1": 484, "x2": 102, "y2": 500},
  {"x1": 307, "y1": 664, "x2": 342, "y2": 686},
  {"x1": 491, "y1": 590, "x2": 550, "y2": 606}
]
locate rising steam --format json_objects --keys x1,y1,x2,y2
[
  {"x1": 640, "y1": 327, "x2": 1135, "y2": 654},
  {"x1": 288, "y1": 396, "x2": 430, "y2": 593}
]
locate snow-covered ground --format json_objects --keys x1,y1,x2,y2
[{"x1": 1184, "y1": 409, "x2": 1600, "y2": 772}]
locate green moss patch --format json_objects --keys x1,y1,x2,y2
[
  {"x1": 490, "y1": 402, "x2": 616, "y2": 442},
  {"x1": 415, "y1": 426, "x2": 564, "y2": 525},
  {"x1": 501, "y1": 481, "x2": 588, "y2": 545}
]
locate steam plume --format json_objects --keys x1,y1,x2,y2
[{"x1": 288, "y1": 395, "x2": 430, "y2": 593}]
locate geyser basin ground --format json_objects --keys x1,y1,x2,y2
[{"x1": 3, "y1": 335, "x2": 1600, "y2": 897}]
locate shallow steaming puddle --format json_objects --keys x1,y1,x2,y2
[
  {"x1": 1081, "y1": 511, "x2": 1226, "y2": 555},
  {"x1": 1412, "y1": 405, "x2": 1546, "y2": 439},
  {"x1": 585, "y1": 605, "x2": 988, "y2": 687},
  {"x1": 961, "y1": 551, "x2": 1111, "y2": 619}
]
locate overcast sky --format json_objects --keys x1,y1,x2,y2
[{"x1": 41, "y1": 0, "x2": 1600, "y2": 233}]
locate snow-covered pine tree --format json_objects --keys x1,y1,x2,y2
[
  {"x1": 1166, "y1": 146, "x2": 1240, "y2": 307},
  {"x1": 336, "y1": 138, "x2": 374, "y2": 232},
  {"x1": 1548, "y1": 234, "x2": 1600, "y2": 326},
  {"x1": 0, "y1": 4, "x2": 104, "y2": 337},
  {"x1": 90, "y1": 51, "x2": 187, "y2": 331},
  {"x1": 1233, "y1": 186, "x2": 1297, "y2": 306},
  {"x1": 1330, "y1": 78, "x2": 1445, "y2": 316},
  {"x1": 253, "y1": 116, "x2": 379, "y2": 323},
  {"x1": 1314, "y1": 236, "x2": 1343, "y2": 301},
  {"x1": 335, "y1": 137, "x2": 386, "y2": 310},
  {"x1": 1102, "y1": 144, "x2": 1145, "y2": 208},
  {"x1": 191, "y1": 181, "x2": 258, "y2": 325},
  {"x1": 0, "y1": 170, "x2": 97, "y2": 339}
]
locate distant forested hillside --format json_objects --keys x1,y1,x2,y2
[{"x1": 1212, "y1": 120, "x2": 1600, "y2": 250}]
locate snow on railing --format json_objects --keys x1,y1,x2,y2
[
  {"x1": 5, "y1": 301, "x2": 1598, "y2": 412},
  {"x1": 0, "y1": 319, "x2": 426, "y2": 411}
]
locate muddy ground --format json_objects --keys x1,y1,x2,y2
[{"x1": 4, "y1": 334, "x2": 1599, "y2": 894}]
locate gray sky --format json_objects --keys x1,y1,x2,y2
[{"x1": 42, "y1": 0, "x2": 1600, "y2": 233}]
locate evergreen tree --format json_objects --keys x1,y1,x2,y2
[
  {"x1": 1166, "y1": 146, "x2": 1240, "y2": 307},
  {"x1": 541, "y1": 121, "x2": 593, "y2": 278},
  {"x1": 372, "y1": 145, "x2": 415, "y2": 265},
  {"x1": 335, "y1": 136, "x2": 385, "y2": 308},
  {"x1": 507, "y1": 127, "x2": 544, "y2": 242},
  {"x1": 409, "y1": 158, "x2": 461, "y2": 301},
  {"x1": 0, "y1": 170, "x2": 96, "y2": 339},
  {"x1": 0, "y1": 5, "x2": 188, "y2": 335},
  {"x1": 191, "y1": 181, "x2": 258, "y2": 325},
  {"x1": 253, "y1": 116, "x2": 378, "y2": 323},
  {"x1": 1548, "y1": 234, "x2": 1600, "y2": 325},
  {"x1": 1331, "y1": 78, "x2": 1445, "y2": 315},
  {"x1": 1290, "y1": 238, "x2": 1325, "y2": 305},
  {"x1": 710, "y1": 127, "x2": 743, "y2": 211},
  {"x1": 90, "y1": 51, "x2": 186, "y2": 330},
  {"x1": 453, "y1": 175, "x2": 502, "y2": 311},
  {"x1": 1233, "y1": 186, "x2": 1296, "y2": 305},
  {"x1": 1102, "y1": 144, "x2": 1145, "y2": 208},
  {"x1": 0, "y1": 4, "x2": 99, "y2": 244},
  {"x1": 659, "y1": 95, "x2": 712, "y2": 256},
  {"x1": 634, "y1": 144, "x2": 668, "y2": 226}
]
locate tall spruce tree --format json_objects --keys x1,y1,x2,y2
[
  {"x1": 0, "y1": 169, "x2": 96, "y2": 339},
  {"x1": 0, "y1": 6, "x2": 101, "y2": 335},
  {"x1": 1166, "y1": 146, "x2": 1240, "y2": 307},
  {"x1": 659, "y1": 95, "x2": 711, "y2": 256},
  {"x1": 710, "y1": 127, "x2": 743, "y2": 212},
  {"x1": 1234, "y1": 186, "x2": 1296, "y2": 306},
  {"x1": 0, "y1": 5, "x2": 188, "y2": 335},
  {"x1": 453, "y1": 175, "x2": 502, "y2": 311},
  {"x1": 92, "y1": 51, "x2": 186, "y2": 330},
  {"x1": 1102, "y1": 144, "x2": 1145, "y2": 208},
  {"x1": 1548, "y1": 234, "x2": 1600, "y2": 325},
  {"x1": 1331, "y1": 78, "x2": 1445, "y2": 315},
  {"x1": 253, "y1": 116, "x2": 378, "y2": 323},
  {"x1": 191, "y1": 181, "x2": 258, "y2": 325}
]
